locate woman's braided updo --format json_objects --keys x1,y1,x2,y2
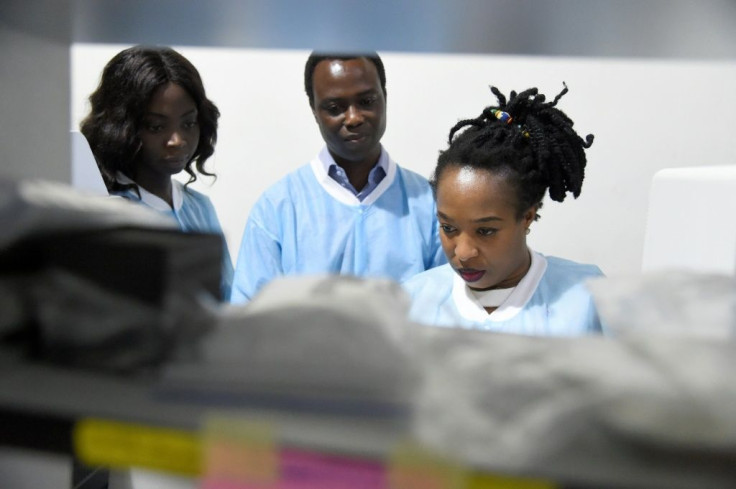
[{"x1": 432, "y1": 84, "x2": 594, "y2": 220}]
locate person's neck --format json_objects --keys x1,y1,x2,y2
[
  {"x1": 496, "y1": 249, "x2": 531, "y2": 289},
  {"x1": 331, "y1": 149, "x2": 381, "y2": 192},
  {"x1": 470, "y1": 249, "x2": 531, "y2": 292},
  {"x1": 132, "y1": 170, "x2": 174, "y2": 208}
]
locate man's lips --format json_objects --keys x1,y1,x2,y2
[
  {"x1": 457, "y1": 268, "x2": 485, "y2": 283},
  {"x1": 344, "y1": 134, "x2": 367, "y2": 143}
]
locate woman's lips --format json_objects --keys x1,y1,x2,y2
[
  {"x1": 458, "y1": 268, "x2": 485, "y2": 283},
  {"x1": 162, "y1": 156, "x2": 189, "y2": 167}
]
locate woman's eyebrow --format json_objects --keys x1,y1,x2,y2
[
  {"x1": 474, "y1": 216, "x2": 503, "y2": 223},
  {"x1": 144, "y1": 108, "x2": 198, "y2": 118}
]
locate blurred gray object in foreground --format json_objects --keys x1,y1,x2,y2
[
  {"x1": 0, "y1": 179, "x2": 222, "y2": 372},
  {"x1": 412, "y1": 328, "x2": 736, "y2": 488},
  {"x1": 588, "y1": 271, "x2": 736, "y2": 340},
  {"x1": 158, "y1": 272, "x2": 736, "y2": 488},
  {"x1": 160, "y1": 275, "x2": 417, "y2": 407}
]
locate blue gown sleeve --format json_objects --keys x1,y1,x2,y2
[
  {"x1": 426, "y1": 199, "x2": 447, "y2": 269},
  {"x1": 195, "y1": 195, "x2": 233, "y2": 302},
  {"x1": 175, "y1": 188, "x2": 234, "y2": 302},
  {"x1": 553, "y1": 262, "x2": 605, "y2": 336},
  {"x1": 219, "y1": 241, "x2": 234, "y2": 302},
  {"x1": 231, "y1": 202, "x2": 283, "y2": 304},
  {"x1": 585, "y1": 266, "x2": 606, "y2": 335},
  {"x1": 428, "y1": 211, "x2": 448, "y2": 269}
]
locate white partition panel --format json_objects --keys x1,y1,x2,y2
[{"x1": 642, "y1": 165, "x2": 736, "y2": 275}]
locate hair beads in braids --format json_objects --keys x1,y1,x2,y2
[{"x1": 433, "y1": 84, "x2": 594, "y2": 221}]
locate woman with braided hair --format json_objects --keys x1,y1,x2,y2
[{"x1": 403, "y1": 84, "x2": 604, "y2": 335}]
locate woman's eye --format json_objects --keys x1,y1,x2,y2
[
  {"x1": 146, "y1": 124, "x2": 163, "y2": 133},
  {"x1": 183, "y1": 120, "x2": 199, "y2": 129},
  {"x1": 477, "y1": 228, "x2": 497, "y2": 237},
  {"x1": 440, "y1": 224, "x2": 456, "y2": 234}
]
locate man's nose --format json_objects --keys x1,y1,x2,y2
[{"x1": 344, "y1": 105, "x2": 364, "y2": 127}]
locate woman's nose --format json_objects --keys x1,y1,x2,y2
[
  {"x1": 167, "y1": 130, "x2": 185, "y2": 147},
  {"x1": 455, "y1": 236, "x2": 478, "y2": 262}
]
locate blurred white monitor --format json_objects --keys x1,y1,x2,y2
[
  {"x1": 642, "y1": 165, "x2": 736, "y2": 275},
  {"x1": 70, "y1": 130, "x2": 108, "y2": 196}
]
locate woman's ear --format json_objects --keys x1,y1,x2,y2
[{"x1": 522, "y1": 205, "x2": 538, "y2": 228}]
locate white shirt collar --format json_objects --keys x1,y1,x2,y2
[
  {"x1": 115, "y1": 172, "x2": 183, "y2": 212},
  {"x1": 310, "y1": 146, "x2": 396, "y2": 206},
  {"x1": 451, "y1": 249, "x2": 548, "y2": 323}
]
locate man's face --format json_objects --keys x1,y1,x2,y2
[{"x1": 310, "y1": 58, "x2": 386, "y2": 168}]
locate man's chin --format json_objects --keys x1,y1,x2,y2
[{"x1": 329, "y1": 145, "x2": 380, "y2": 166}]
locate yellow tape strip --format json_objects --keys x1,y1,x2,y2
[
  {"x1": 73, "y1": 418, "x2": 201, "y2": 475},
  {"x1": 467, "y1": 472, "x2": 558, "y2": 489},
  {"x1": 388, "y1": 441, "x2": 467, "y2": 489},
  {"x1": 389, "y1": 441, "x2": 558, "y2": 489},
  {"x1": 73, "y1": 418, "x2": 559, "y2": 488}
]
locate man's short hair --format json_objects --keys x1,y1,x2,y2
[{"x1": 304, "y1": 52, "x2": 387, "y2": 108}]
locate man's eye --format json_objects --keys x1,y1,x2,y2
[
  {"x1": 440, "y1": 224, "x2": 456, "y2": 234},
  {"x1": 360, "y1": 97, "x2": 375, "y2": 107},
  {"x1": 326, "y1": 105, "x2": 343, "y2": 115}
]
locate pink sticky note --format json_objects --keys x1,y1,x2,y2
[{"x1": 202, "y1": 447, "x2": 388, "y2": 489}]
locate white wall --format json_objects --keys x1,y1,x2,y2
[{"x1": 71, "y1": 44, "x2": 736, "y2": 275}]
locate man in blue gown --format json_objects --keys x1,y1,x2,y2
[{"x1": 231, "y1": 52, "x2": 445, "y2": 303}]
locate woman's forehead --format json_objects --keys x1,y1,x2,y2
[
  {"x1": 437, "y1": 167, "x2": 518, "y2": 214},
  {"x1": 439, "y1": 165, "x2": 513, "y2": 191}
]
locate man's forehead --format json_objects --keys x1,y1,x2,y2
[
  {"x1": 317, "y1": 57, "x2": 371, "y2": 71},
  {"x1": 325, "y1": 59, "x2": 349, "y2": 77},
  {"x1": 315, "y1": 59, "x2": 379, "y2": 89}
]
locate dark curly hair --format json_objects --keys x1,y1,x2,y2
[
  {"x1": 80, "y1": 45, "x2": 219, "y2": 193},
  {"x1": 433, "y1": 84, "x2": 594, "y2": 221},
  {"x1": 304, "y1": 51, "x2": 387, "y2": 108}
]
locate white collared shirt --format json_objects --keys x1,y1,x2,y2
[
  {"x1": 310, "y1": 146, "x2": 396, "y2": 206},
  {"x1": 115, "y1": 172, "x2": 182, "y2": 211},
  {"x1": 403, "y1": 250, "x2": 604, "y2": 335},
  {"x1": 451, "y1": 250, "x2": 548, "y2": 323}
]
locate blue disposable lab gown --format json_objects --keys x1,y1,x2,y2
[
  {"x1": 113, "y1": 178, "x2": 234, "y2": 301},
  {"x1": 402, "y1": 251, "x2": 604, "y2": 336},
  {"x1": 231, "y1": 147, "x2": 446, "y2": 303}
]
